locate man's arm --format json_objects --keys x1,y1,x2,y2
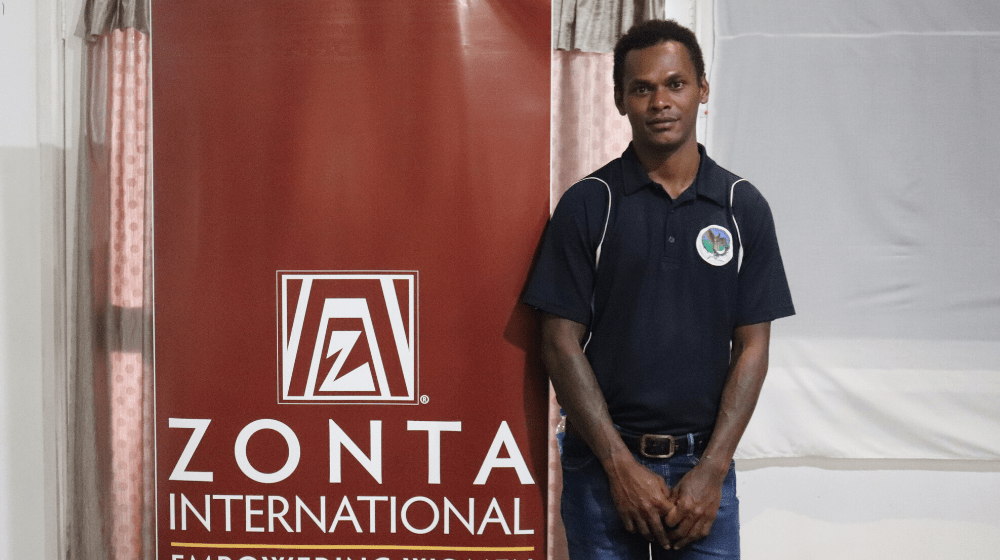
[
  {"x1": 541, "y1": 313, "x2": 676, "y2": 549},
  {"x1": 664, "y1": 321, "x2": 771, "y2": 549}
]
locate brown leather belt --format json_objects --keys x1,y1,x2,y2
[
  {"x1": 618, "y1": 430, "x2": 711, "y2": 459},
  {"x1": 563, "y1": 420, "x2": 710, "y2": 459}
]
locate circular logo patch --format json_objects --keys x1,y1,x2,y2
[{"x1": 696, "y1": 225, "x2": 734, "y2": 266}]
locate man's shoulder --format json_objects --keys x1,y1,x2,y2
[
  {"x1": 556, "y1": 157, "x2": 625, "y2": 210},
  {"x1": 708, "y1": 159, "x2": 780, "y2": 243},
  {"x1": 584, "y1": 155, "x2": 625, "y2": 183},
  {"x1": 701, "y1": 152, "x2": 769, "y2": 212},
  {"x1": 571, "y1": 156, "x2": 625, "y2": 194},
  {"x1": 701, "y1": 150, "x2": 741, "y2": 189}
]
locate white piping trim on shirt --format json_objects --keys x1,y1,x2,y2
[
  {"x1": 587, "y1": 176, "x2": 613, "y2": 269},
  {"x1": 582, "y1": 176, "x2": 611, "y2": 351},
  {"x1": 730, "y1": 178, "x2": 748, "y2": 273}
]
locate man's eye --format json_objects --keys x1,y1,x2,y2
[
  {"x1": 669, "y1": 81, "x2": 684, "y2": 90},
  {"x1": 634, "y1": 86, "x2": 651, "y2": 94}
]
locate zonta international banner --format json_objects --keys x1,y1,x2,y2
[{"x1": 151, "y1": 2, "x2": 551, "y2": 559}]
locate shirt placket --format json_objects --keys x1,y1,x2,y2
[
  {"x1": 663, "y1": 188, "x2": 697, "y2": 268},
  {"x1": 661, "y1": 197, "x2": 682, "y2": 270}
]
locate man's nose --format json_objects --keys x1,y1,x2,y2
[{"x1": 651, "y1": 88, "x2": 670, "y2": 110}]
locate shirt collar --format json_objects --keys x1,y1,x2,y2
[{"x1": 620, "y1": 143, "x2": 729, "y2": 207}]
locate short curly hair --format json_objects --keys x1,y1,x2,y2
[{"x1": 613, "y1": 19, "x2": 705, "y2": 91}]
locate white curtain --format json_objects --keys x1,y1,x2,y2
[{"x1": 706, "y1": 0, "x2": 1000, "y2": 459}]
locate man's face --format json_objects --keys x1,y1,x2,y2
[{"x1": 615, "y1": 40, "x2": 709, "y2": 154}]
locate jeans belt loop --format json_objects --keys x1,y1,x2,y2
[{"x1": 639, "y1": 433, "x2": 676, "y2": 459}]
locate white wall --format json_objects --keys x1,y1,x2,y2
[
  {"x1": 739, "y1": 460, "x2": 1000, "y2": 559},
  {"x1": 706, "y1": 0, "x2": 1000, "y2": 556},
  {"x1": 0, "y1": 0, "x2": 71, "y2": 558},
  {"x1": 0, "y1": 0, "x2": 45, "y2": 555}
]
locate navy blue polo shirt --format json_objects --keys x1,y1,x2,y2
[{"x1": 525, "y1": 144, "x2": 794, "y2": 434}]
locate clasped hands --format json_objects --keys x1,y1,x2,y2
[{"x1": 606, "y1": 455, "x2": 723, "y2": 551}]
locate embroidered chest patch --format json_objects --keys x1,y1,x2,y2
[{"x1": 696, "y1": 225, "x2": 734, "y2": 266}]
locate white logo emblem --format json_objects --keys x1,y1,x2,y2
[
  {"x1": 277, "y1": 272, "x2": 417, "y2": 403},
  {"x1": 696, "y1": 225, "x2": 734, "y2": 266}
]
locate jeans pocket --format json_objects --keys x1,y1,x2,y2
[{"x1": 560, "y1": 432, "x2": 597, "y2": 470}]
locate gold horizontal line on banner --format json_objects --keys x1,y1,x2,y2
[{"x1": 171, "y1": 543, "x2": 534, "y2": 552}]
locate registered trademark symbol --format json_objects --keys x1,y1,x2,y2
[{"x1": 419, "y1": 395, "x2": 429, "y2": 404}]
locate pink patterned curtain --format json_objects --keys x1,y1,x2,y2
[
  {"x1": 73, "y1": 5, "x2": 153, "y2": 559},
  {"x1": 550, "y1": 49, "x2": 632, "y2": 205}
]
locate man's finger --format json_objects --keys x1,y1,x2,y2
[
  {"x1": 672, "y1": 536, "x2": 695, "y2": 550},
  {"x1": 663, "y1": 503, "x2": 684, "y2": 528},
  {"x1": 621, "y1": 514, "x2": 636, "y2": 534},
  {"x1": 690, "y1": 517, "x2": 714, "y2": 541},
  {"x1": 669, "y1": 516, "x2": 714, "y2": 550},
  {"x1": 668, "y1": 522, "x2": 695, "y2": 550},
  {"x1": 667, "y1": 514, "x2": 696, "y2": 541},
  {"x1": 633, "y1": 517, "x2": 653, "y2": 542},
  {"x1": 644, "y1": 514, "x2": 672, "y2": 550}
]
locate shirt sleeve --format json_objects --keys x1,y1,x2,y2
[
  {"x1": 733, "y1": 183, "x2": 796, "y2": 326},
  {"x1": 523, "y1": 178, "x2": 609, "y2": 326}
]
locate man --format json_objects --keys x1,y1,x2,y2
[{"x1": 524, "y1": 20, "x2": 795, "y2": 559}]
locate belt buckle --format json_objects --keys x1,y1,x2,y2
[{"x1": 639, "y1": 433, "x2": 676, "y2": 459}]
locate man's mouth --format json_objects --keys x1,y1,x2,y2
[{"x1": 647, "y1": 117, "x2": 678, "y2": 128}]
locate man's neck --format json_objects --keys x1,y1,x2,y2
[{"x1": 634, "y1": 140, "x2": 701, "y2": 199}]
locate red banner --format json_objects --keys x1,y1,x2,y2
[{"x1": 152, "y1": 2, "x2": 551, "y2": 559}]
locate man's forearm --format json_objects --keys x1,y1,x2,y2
[
  {"x1": 699, "y1": 321, "x2": 772, "y2": 479},
  {"x1": 539, "y1": 314, "x2": 627, "y2": 465},
  {"x1": 664, "y1": 321, "x2": 772, "y2": 548},
  {"x1": 540, "y1": 313, "x2": 676, "y2": 548}
]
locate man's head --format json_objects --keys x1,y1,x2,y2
[
  {"x1": 612, "y1": 20, "x2": 709, "y2": 155},
  {"x1": 613, "y1": 19, "x2": 706, "y2": 92}
]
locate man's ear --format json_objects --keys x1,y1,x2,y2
[
  {"x1": 699, "y1": 77, "x2": 710, "y2": 105},
  {"x1": 614, "y1": 87, "x2": 626, "y2": 116}
]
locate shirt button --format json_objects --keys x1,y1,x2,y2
[{"x1": 668, "y1": 236, "x2": 675, "y2": 243}]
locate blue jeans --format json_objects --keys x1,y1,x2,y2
[{"x1": 560, "y1": 430, "x2": 740, "y2": 560}]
